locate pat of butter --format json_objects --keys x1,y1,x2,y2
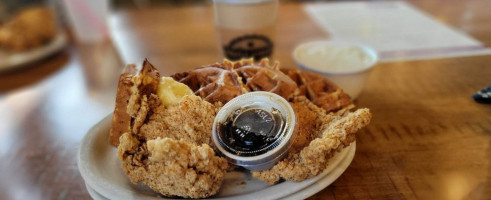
[
  {"x1": 157, "y1": 77, "x2": 194, "y2": 106},
  {"x1": 296, "y1": 45, "x2": 372, "y2": 72}
]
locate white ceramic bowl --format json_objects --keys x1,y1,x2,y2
[{"x1": 292, "y1": 40, "x2": 378, "y2": 99}]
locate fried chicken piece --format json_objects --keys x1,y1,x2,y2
[
  {"x1": 252, "y1": 98, "x2": 371, "y2": 184},
  {"x1": 0, "y1": 7, "x2": 57, "y2": 51},
  {"x1": 139, "y1": 95, "x2": 219, "y2": 147},
  {"x1": 116, "y1": 60, "x2": 230, "y2": 198},
  {"x1": 118, "y1": 94, "x2": 230, "y2": 198},
  {"x1": 288, "y1": 96, "x2": 329, "y2": 155},
  {"x1": 118, "y1": 135, "x2": 228, "y2": 198}
]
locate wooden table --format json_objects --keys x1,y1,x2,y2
[{"x1": 0, "y1": 1, "x2": 490, "y2": 199}]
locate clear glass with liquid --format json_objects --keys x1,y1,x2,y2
[{"x1": 213, "y1": 0, "x2": 278, "y2": 61}]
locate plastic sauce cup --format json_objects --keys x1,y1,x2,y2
[{"x1": 212, "y1": 91, "x2": 296, "y2": 170}]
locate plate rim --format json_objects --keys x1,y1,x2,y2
[
  {"x1": 0, "y1": 31, "x2": 67, "y2": 71},
  {"x1": 85, "y1": 183, "x2": 109, "y2": 200}
]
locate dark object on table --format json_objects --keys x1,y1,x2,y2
[
  {"x1": 223, "y1": 34, "x2": 273, "y2": 61},
  {"x1": 472, "y1": 84, "x2": 491, "y2": 104}
]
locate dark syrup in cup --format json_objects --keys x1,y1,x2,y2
[{"x1": 218, "y1": 108, "x2": 285, "y2": 156}]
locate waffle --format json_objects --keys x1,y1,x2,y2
[
  {"x1": 172, "y1": 58, "x2": 352, "y2": 112},
  {"x1": 281, "y1": 68, "x2": 352, "y2": 113},
  {"x1": 171, "y1": 61, "x2": 245, "y2": 104}
]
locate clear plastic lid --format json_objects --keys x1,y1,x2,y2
[{"x1": 212, "y1": 91, "x2": 296, "y2": 170}]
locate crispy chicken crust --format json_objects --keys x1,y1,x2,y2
[
  {"x1": 139, "y1": 95, "x2": 220, "y2": 147},
  {"x1": 118, "y1": 95, "x2": 229, "y2": 198},
  {"x1": 118, "y1": 134, "x2": 228, "y2": 198},
  {"x1": 115, "y1": 61, "x2": 229, "y2": 198},
  {"x1": 252, "y1": 98, "x2": 371, "y2": 184},
  {"x1": 288, "y1": 96, "x2": 330, "y2": 155}
]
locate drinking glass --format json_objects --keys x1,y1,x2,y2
[{"x1": 213, "y1": 0, "x2": 278, "y2": 61}]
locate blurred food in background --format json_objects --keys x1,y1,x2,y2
[{"x1": 0, "y1": 7, "x2": 57, "y2": 51}]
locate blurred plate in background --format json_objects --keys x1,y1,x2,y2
[{"x1": 0, "y1": 31, "x2": 67, "y2": 71}]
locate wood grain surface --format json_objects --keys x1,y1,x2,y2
[{"x1": 0, "y1": 1, "x2": 490, "y2": 199}]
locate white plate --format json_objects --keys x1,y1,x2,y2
[
  {"x1": 78, "y1": 114, "x2": 356, "y2": 200},
  {"x1": 85, "y1": 141, "x2": 355, "y2": 200},
  {"x1": 0, "y1": 32, "x2": 67, "y2": 71},
  {"x1": 86, "y1": 183, "x2": 109, "y2": 200},
  {"x1": 84, "y1": 144, "x2": 356, "y2": 200}
]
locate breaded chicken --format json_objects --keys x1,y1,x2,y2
[
  {"x1": 118, "y1": 134, "x2": 228, "y2": 198},
  {"x1": 115, "y1": 61, "x2": 229, "y2": 198},
  {"x1": 252, "y1": 98, "x2": 371, "y2": 184},
  {"x1": 139, "y1": 95, "x2": 220, "y2": 147},
  {"x1": 288, "y1": 96, "x2": 330, "y2": 155},
  {"x1": 118, "y1": 95, "x2": 229, "y2": 198}
]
